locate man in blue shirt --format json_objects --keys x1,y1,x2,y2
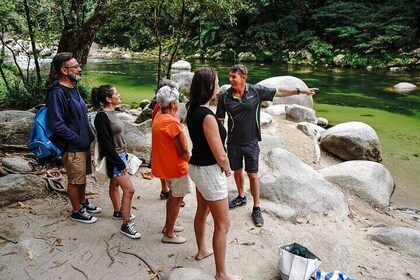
[
  {"x1": 47, "y1": 52, "x2": 99, "y2": 223},
  {"x1": 216, "y1": 64, "x2": 317, "y2": 227}
]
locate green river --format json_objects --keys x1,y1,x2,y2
[{"x1": 83, "y1": 59, "x2": 420, "y2": 209}]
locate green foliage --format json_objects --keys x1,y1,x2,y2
[{"x1": 0, "y1": 68, "x2": 46, "y2": 110}]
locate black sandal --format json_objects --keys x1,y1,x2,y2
[{"x1": 160, "y1": 191, "x2": 170, "y2": 199}]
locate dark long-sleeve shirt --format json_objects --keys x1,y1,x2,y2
[{"x1": 46, "y1": 81, "x2": 94, "y2": 152}]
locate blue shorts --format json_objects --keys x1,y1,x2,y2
[
  {"x1": 227, "y1": 142, "x2": 260, "y2": 173},
  {"x1": 113, "y1": 151, "x2": 127, "y2": 177}
]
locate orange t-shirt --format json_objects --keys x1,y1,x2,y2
[{"x1": 151, "y1": 113, "x2": 188, "y2": 179}]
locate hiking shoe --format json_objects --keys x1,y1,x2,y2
[
  {"x1": 112, "y1": 211, "x2": 135, "y2": 220},
  {"x1": 229, "y1": 195, "x2": 247, "y2": 209},
  {"x1": 162, "y1": 225, "x2": 184, "y2": 233},
  {"x1": 120, "y1": 221, "x2": 141, "y2": 239},
  {"x1": 71, "y1": 208, "x2": 97, "y2": 224},
  {"x1": 162, "y1": 234, "x2": 187, "y2": 244},
  {"x1": 252, "y1": 207, "x2": 264, "y2": 227},
  {"x1": 180, "y1": 201, "x2": 186, "y2": 207},
  {"x1": 82, "y1": 199, "x2": 102, "y2": 214}
]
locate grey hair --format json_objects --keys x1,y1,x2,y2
[{"x1": 157, "y1": 85, "x2": 180, "y2": 109}]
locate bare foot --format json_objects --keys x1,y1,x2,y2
[
  {"x1": 195, "y1": 247, "x2": 214, "y2": 261},
  {"x1": 215, "y1": 273, "x2": 243, "y2": 280}
]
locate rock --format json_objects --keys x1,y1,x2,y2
[
  {"x1": 260, "y1": 148, "x2": 348, "y2": 219},
  {"x1": 389, "y1": 67, "x2": 400, "y2": 71},
  {"x1": 178, "y1": 102, "x2": 187, "y2": 123},
  {"x1": 124, "y1": 120, "x2": 152, "y2": 162},
  {"x1": 116, "y1": 104, "x2": 131, "y2": 112},
  {"x1": 171, "y1": 60, "x2": 191, "y2": 73},
  {"x1": 0, "y1": 110, "x2": 35, "y2": 146},
  {"x1": 285, "y1": 105, "x2": 317, "y2": 123},
  {"x1": 264, "y1": 202, "x2": 297, "y2": 222},
  {"x1": 211, "y1": 51, "x2": 222, "y2": 60},
  {"x1": 116, "y1": 112, "x2": 137, "y2": 122},
  {"x1": 333, "y1": 54, "x2": 346, "y2": 66},
  {"x1": 170, "y1": 71, "x2": 194, "y2": 94},
  {"x1": 162, "y1": 268, "x2": 213, "y2": 280},
  {"x1": 264, "y1": 105, "x2": 286, "y2": 116},
  {"x1": 139, "y1": 99, "x2": 151, "y2": 109},
  {"x1": 39, "y1": 48, "x2": 52, "y2": 57},
  {"x1": 259, "y1": 134, "x2": 285, "y2": 156},
  {"x1": 316, "y1": 117, "x2": 329, "y2": 127},
  {"x1": 260, "y1": 112, "x2": 273, "y2": 126},
  {"x1": 367, "y1": 224, "x2": 420, "y2": 257},
  {"x1": 393, "y1": 82, "x2": 417, "y2": 92},
  {"x1": 238, "y1": 52, "x2": 256, "y2": 61},
  {"x1": 0, "y1": 174, "x2": 47, "y2": 206},
  {"x1": 1, "y1": 157, "x2": 32, "y2": 173},
  {"x1": 297, "y1": 122, "x2": 326, "y2": 139},
  {"x1": 135, "y1": 108, "x2": 152, "y2": 124},
  {"x1": 257, "y1": 76, "x2": 314, "y2": 108},
  {"x1": 319, "y1": 161, "x2": 394, "y2": 210},
  {"x1": 320, "y1": 121, "x2": 382, "y2": 162},
  {"x1": 129, "y1": 109, "x2": 141, "y2": 116},
  {"x1": 366, "y1": 66, "x2": 373, "y2": 71}
]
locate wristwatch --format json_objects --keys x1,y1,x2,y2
[{"x1": 296, "y1": 88, "x2": 300, "y2": 95}]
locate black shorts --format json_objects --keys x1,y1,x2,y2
[{"x1": 227, "y1": 142, "x2": 260, "y2": 173}]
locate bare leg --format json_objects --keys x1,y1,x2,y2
[
  {"x1": 194, "y1": 188, "x2": 213, "y2": 260},
  {"x1": 247, "y1": 172, "x2": 260, "y2": 207},
  {"x1": 161, "y1": 179, "x2": 169, "y2": 193},
  {"x1": 113, "y1": 174, "x2": 135, "y2": 224},
  {"x1": 208, "y1": 198, "x2": 242, "y2": 280},
  {"x1": 68, "y1": 184, "x2": 81, "y2": 212},
  {"x1": 109, "y1": 179, "x2": 121, "y2": 211},
  {"x1": 164, "y1": 191, "x2": 183, "y2": 237},
  {"x1": 78, "y1": 184, "x2": 86, "y2": 206},
  {"x1": 233, "y1": 169, "x2": 245, "y2": 197}
]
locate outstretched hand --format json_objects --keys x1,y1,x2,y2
[{"x1": 302, "y1": 88, "x2": 319, "y2": 95}]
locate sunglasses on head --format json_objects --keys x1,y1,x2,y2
[{"x1": 230, "y1": 65, "x2": 246, "y2": 75}]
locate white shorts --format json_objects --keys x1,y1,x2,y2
[
  {"x1": 189, "y1": 163, "x2": 228, "y2": 201},
  {"x1": 167, "y1": 174, "x2": 193, "y2": 198}
]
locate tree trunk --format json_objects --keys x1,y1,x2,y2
[
  {"x1": 23, "y1": 0, "x2": 42, "y2": 82},
  {"x1": 47, "y1": 2, "x2": 114, "y2": 85}
]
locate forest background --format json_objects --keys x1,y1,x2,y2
[{"x1": 0, "y1": 0, "x2": 419, "y2": 110}]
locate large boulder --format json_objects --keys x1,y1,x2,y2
[
  {"x1": 264, "y1": 104, "x2": 286, "y2": 116},
  {"x1": 319, "y1": 161, "x2": 394, "y2": 210},
  {"x1": 393, "y1": 82, "x2": 417, "y2": 93},
  {"x1": 1, "y1": 157, "x2": 33, "y2": 173},
  {"x1": 124, "y1": 120, "x2": 152, "y2": 162},
  {"x1": 260, "y1": 111, "x2": 273, "y2": 126},
  {"x1": 0, "y1": 110, "x2": 35, "y2": 146},
  {"x1": 135, "y1": 108, "x2": 153, "y2": 124},
  {"x1": 0, "y1": 174, "x2": 47, "y2": 206},
  {"x1": 285, "y1": 104, "x2": 316, "y2": 123},
  {"x1": 260, "y1": 148, "x2": 348, "y2": 219},
  {"x1": 257, "y1": 76, "x2": 314, "y2": 108},
  {"x1": 171, "y1": 60, "x2": 191, "y2": 74},
  {"x1": 367, "y1": 224, "x2": 420, "y2": 257},
  {"x1": 238, "y1": 52, "x2": 256, "y2": 61},
  {"x1": 297, "y1": 122, "x2": 326, "y2": 139},
  {"x1": 170, "y1": 71, "x2": 194, "y2": 94},
  {"x1": 259, "y1": 134, "x2": 285, "y2": 157},
  {"x1": 320, "y1": 121, "x2": 382, "y2": 162}
]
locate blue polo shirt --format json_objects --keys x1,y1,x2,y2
[{"x1": 216, "y1": 83, "x2": 276, "y2": 145}]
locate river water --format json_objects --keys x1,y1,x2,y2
[{"x1": 83, "y1": 59, "x2": 420, "y2": 209}]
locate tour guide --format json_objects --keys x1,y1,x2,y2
[{"x1": 216, "y1": 64, "x2": 318, "y2": 227}]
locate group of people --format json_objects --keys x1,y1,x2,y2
[{"x1": 47, "y1": 52, "x2": 317, "y2": 280}]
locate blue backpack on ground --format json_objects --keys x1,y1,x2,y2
[{"x1": 27, "y1": 85, "x2": 72, "y2": 162}]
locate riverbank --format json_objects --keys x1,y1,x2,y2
[{"x1": 1, "y1": 116, "x2": 419, "y2": 280}]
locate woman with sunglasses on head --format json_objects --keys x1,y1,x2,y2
[
  {"x1": 91, "y1": 85, "x2": 141, "y2": 239},
  {"x1": 187, "y1": 67, "x2": 242, "y2": 280}
]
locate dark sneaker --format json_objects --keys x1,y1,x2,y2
[
  {"x1": 252, "y1": 207, "x2": 264, "y2": 227},
  {"x1": 229, "y1": 195, "x2": 247, "y2": 209},
  {"x1": 112, "y1": 211, "x2": 135, "y2": 221},
  {"x1": 160, "y1": 191, "x2": 170, "y2": 200},
  {"x1": 70, "y1": 208, "x2": 97, "y2": 224},
  {"x1": 82, "y1": 199, "x2": 102, "y2": 214},
  {"x1": 120, "y1": 221, "x2": 141, "y2": 239}
]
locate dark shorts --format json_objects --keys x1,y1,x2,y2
[{"x1": 227, "y1": 142, "x2": 260, "y2": 173}]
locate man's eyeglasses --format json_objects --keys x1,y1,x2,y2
[
  {"x1": 64, "y1": 65, "x2": 83, "y2": 70},
  {"x1": 230, "y1": 65, "x2": 246, "y2": 75}
]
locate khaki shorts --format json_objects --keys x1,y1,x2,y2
[
  {"x1": 189, "y1": 164, "x2": 228, "y2": 201},
  {"x1": 62, "y1": 151, "x2": 92, "y2": 185},
  {"x1": 167, "y1": 174, "x2": 193, "y2": 198}
]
